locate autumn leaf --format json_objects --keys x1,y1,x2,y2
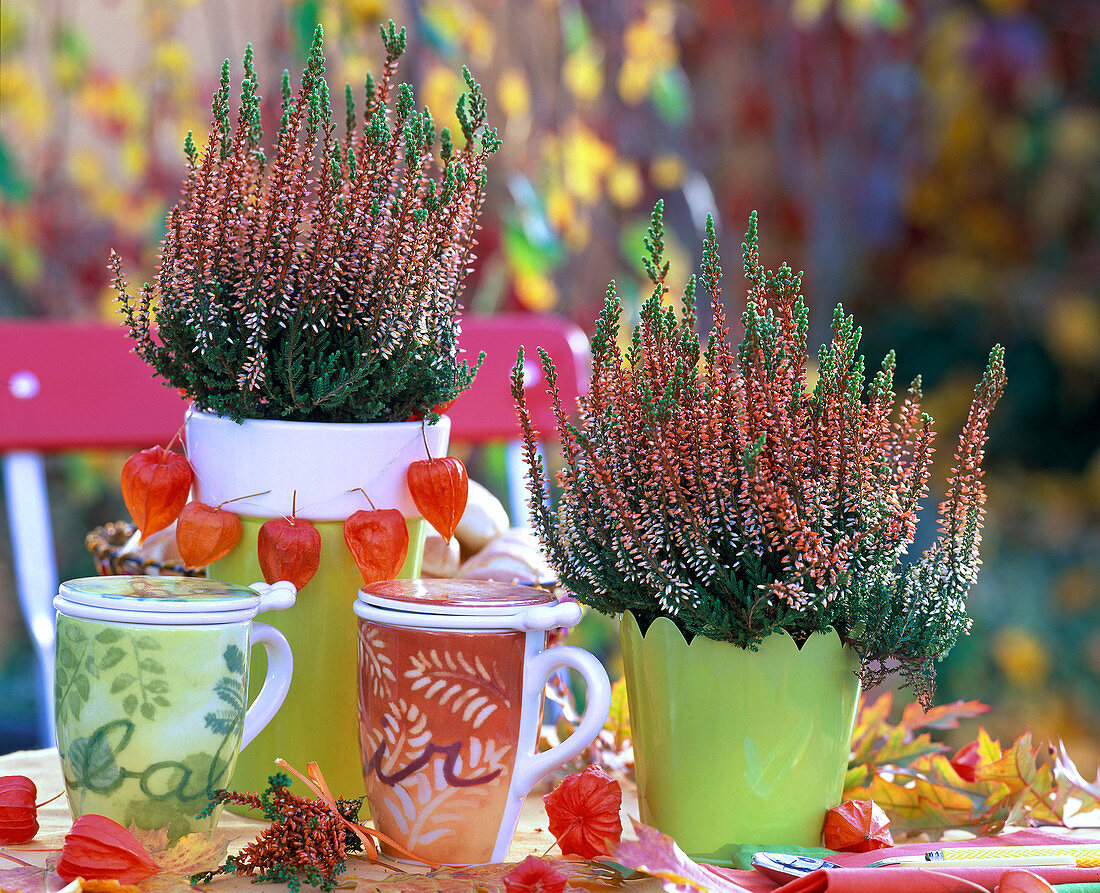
[
  {"x1": 610, "y1": 819, "x2": 754, "y2": 893},
  {"x1": 126, "y1": 824, "x2": 234, "y2": 874},
  {"x1": 844, "y1": 693, "x2": 1097, "y2": 839},
  {"x1": 603, "y1": 677, "x2": 630, "y2": 750},
  {"x1": 899, "y1": 698, "x2": 990, "y2": 733},
  {"x1": 848, "y1": 693, "x2": 988, "y2": 782},
  {"x1": 356, "y1": 859, "x2": 598, "y2": 892},
  {"x1": 502, "y1": 855, "x2": 567, "y2": 893},
  {"x1": 1052, "y1": 740, "x2": 1100, "y2": 816},
  {"x1": 0, "y1": 866, "x2": 53, "y2": 893}
]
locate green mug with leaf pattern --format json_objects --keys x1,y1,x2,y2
[{"x1": 53, "y1": 575, "x2": 295, "y2": 840}]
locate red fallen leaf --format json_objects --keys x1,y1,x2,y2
[
  {"x1": 0, "y1": 775, "x2": 38, "y2": 844},
  {"x1": 951, "y1": 739, "x2": 983, "y2": 783},
  {"x1": 55, "y1": 814, "x2": 160, "y2": 883},
  {"x1": 823, "y1": 799, "x2": 893, "y2": 852},
  {"x1": 344, "y1": 509, "x2": 409, "y2": 585},
  {"x1": 407, "y1": 456, "x2": 469, "y2": 542},
  {"x1": 258, "y1": 516, "x2": 321, "y2": 590},
  {"x1": 611, "y1": 818, "x2": 750, "y2": 892},
  {"x1": 543, "y1": 764, "x2": 623, "y2": 859},
  {"x1": 503, "y1": 855, "x2": 568, "y2": 893},
  {"x1": 175, "y1": 501, "x2": 242, "y2": 567},
  {"x1": 121, "y1": 446, "x2": 193, "y2": 542}
]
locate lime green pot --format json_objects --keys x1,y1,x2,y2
[
  {"x1": 185, "y1": 410, "x2": 447, "y2": 804},
  {"x1": 620, "y1": 611, "x2": 860, "y2": 860}
]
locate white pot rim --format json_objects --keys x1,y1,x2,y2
[{"x1": 185, "y1": 408, "x2": 439, "y2": 435}]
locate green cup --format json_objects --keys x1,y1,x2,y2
[{"x1": 53, "y1": 576, "x2": 295, "y2": 839}]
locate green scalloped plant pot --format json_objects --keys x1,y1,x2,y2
[{"x1": 620, "y1": 611, "x2": 861, "y2": 861}]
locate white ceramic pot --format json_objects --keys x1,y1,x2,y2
[{"x1": 184, "y1": 409, "x2": 450, "y2": 519}]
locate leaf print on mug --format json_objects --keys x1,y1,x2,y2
[
  {"x1": 404, "y1": 649, "x2": 509, "y2": 730},
  {"x1": 360, "y1": 628, "x2": 397, "y2": 699},
  {"x1": 204, "y1": 645, "x2": 247, "y2": 736}
]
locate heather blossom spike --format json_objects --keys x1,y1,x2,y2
[{"x1": 513, "y1": 202, "x2": 1006, "y2": 706}]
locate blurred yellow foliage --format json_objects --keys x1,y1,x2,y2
[
  {"x1": 153, "y1": 40, "x2": 193, "y2": 80},
  {"x1": 1044, "y1": 294, "x2": 1100, "y2": 369},
  {"x1": 0, "y1": 214, "x2": 42, "y2": 287},
  {"x1": 561, "y1": 124, "x2": 614, "y2": 205},
  {"x1": 423, "y1": 64, "x2": 464, "y2": 142},
  {"x1": 544, "y1": 184, "x2": 575, "y2": 234},
  {"x1": 514, "y1": 268, "x2": 558, "y2": 312},
  {"x1": 79, "y1": 78, "x2": 146, "y2": 134},
  {"x1": 564, "y1": 46, "x2": 604, "y2": 103},
  {"x1": 120, "y1": 138, "x2": 148, "y2": 183},
  {"x1": 68, "y1": 148, "x2": 105, "y2": 193},
  {"x1": 0, "y1": 62, "x2": 50, "y2": 139},
  {"x1": 649, "y1": 153, "x2": 685, "y2": 190},
  {"x1": 618, "y1": 2, "x2": 676, "y2": 106},
  {"x1": 496, "y1": 67, "x2": 530, "y2": 119},
  {"x1": 339, "y1": 0, "x2": 387, "y2": 25},
  {"x1": 992, "y1": 627, "x2": 1051, "y2": 688},
  {"x1": 607, "y1": 160, "x2": 642, "y2": 209}
]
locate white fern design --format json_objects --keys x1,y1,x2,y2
[
  {"x1": 369, "y1": 699, "x2": 430, "y2": 778},
  {"x1": 379, "y1": 735, "x2": 513, "y2": 853},
  {"x1": 403, "y1": 648, "x2": 510, "y2": 730},
  {"x1": 361, "y1": 629, "x2": 398, "y2": 699}
]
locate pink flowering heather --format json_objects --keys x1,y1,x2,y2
[
  {"x1": 113, "y1": 23, "x2": 495, "y2": 423},
  {"x1": 513, "y1": 202, "x2": 1006, "y2": 704}
]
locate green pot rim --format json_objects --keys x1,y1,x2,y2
[{"x1": 622, "y1": 610, "x2": 853, "y2": 660}]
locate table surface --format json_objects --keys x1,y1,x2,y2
[
  {"x1": 0, "y1": 747, "x2": 664, "y2": 890},
  {"x1": 5, "y1": 748, "x2": 1098, "y2": 891}
]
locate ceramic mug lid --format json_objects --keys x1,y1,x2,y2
[
  {"x1": 360, "y1": 579, "x2": 557, "y2": 616},
  {"x1": 54, "y1": 576, "x2": 295, "y2": 625},
  {"x1": 355, "y1": 579, "x2": 581, "y2": 632}
]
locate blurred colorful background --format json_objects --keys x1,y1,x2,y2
[{"x1": 1, "y1": 0, "x2": 1097, "y2": 764}]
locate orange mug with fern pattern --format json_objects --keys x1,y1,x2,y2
[{"x1": 353, "y1": 579, "x2": 611, "y2": 865}]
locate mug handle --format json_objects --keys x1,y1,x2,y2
[
  {"x1": 511, "y1": 645, "x2": 612, "y2": 796},
  {"x1": 240, "y1": 622, "x2": 294, "y2": 750}
]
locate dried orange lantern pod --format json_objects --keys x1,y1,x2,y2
[
  {"x1": 822, "y1": 799, "x2": 893, "y2": 852},
  {"x1": 121, "y1": 446, "x2": 194, "y2": 541},
  {"x1": 56, "y1": 814, "x2": 161, "y2": 883},
  {"x1": 407, "y1": 455, "x2": 469, "y2": 542},
  {"x1": 0, "y1": 775, "x2": 39, "y2": 844}
]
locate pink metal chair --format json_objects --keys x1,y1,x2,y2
[{"x1": 0, "y1": 314, "x2": 587, "y2": 745}]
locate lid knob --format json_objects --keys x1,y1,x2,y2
[{"x1": 250, "y1": 580, "x2": 297, "y2": 613}]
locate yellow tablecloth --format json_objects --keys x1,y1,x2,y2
[{"x1": 0, "y1": 748, "x2": 659, "y2": 890}]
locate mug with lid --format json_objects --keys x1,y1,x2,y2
[
  {"x1": 54, "y1": 575, "x2": 295, "y2": 839},
  {"x1": 354, "y1": 579, "x2": 612, "y2": 865}
]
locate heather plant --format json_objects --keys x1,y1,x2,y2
[
  {"x1": 113, "y1": 23, "x2": 497, "y2": 423},
  {"x1": 512, "y1": 202, "x2": 1006, "y2": 704}
]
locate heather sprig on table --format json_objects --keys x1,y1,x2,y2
[
  {"x1": 513, "y1": 202, "x2": 1006, "y2": 704},
  {"x1": 113, "y1": 22, "x2": 495, "y2": 423},
  {"x1": 191, "y1": 773, "x2": 364, "y2": 891}
]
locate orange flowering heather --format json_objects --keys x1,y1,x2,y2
[
  {"x1": 113, "y1": 23, "x2": 492, "y2": 424},
  {"x1": 513, "y1": 202, "x2": 1006, "y2": 705}
]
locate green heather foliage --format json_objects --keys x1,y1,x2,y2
[
  {"x1": 113, "y1": 23, "x2": 495, "y2": 423},
  {"x1": 513, "y1": 202, "x2": 1006, "y2": 704}
]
